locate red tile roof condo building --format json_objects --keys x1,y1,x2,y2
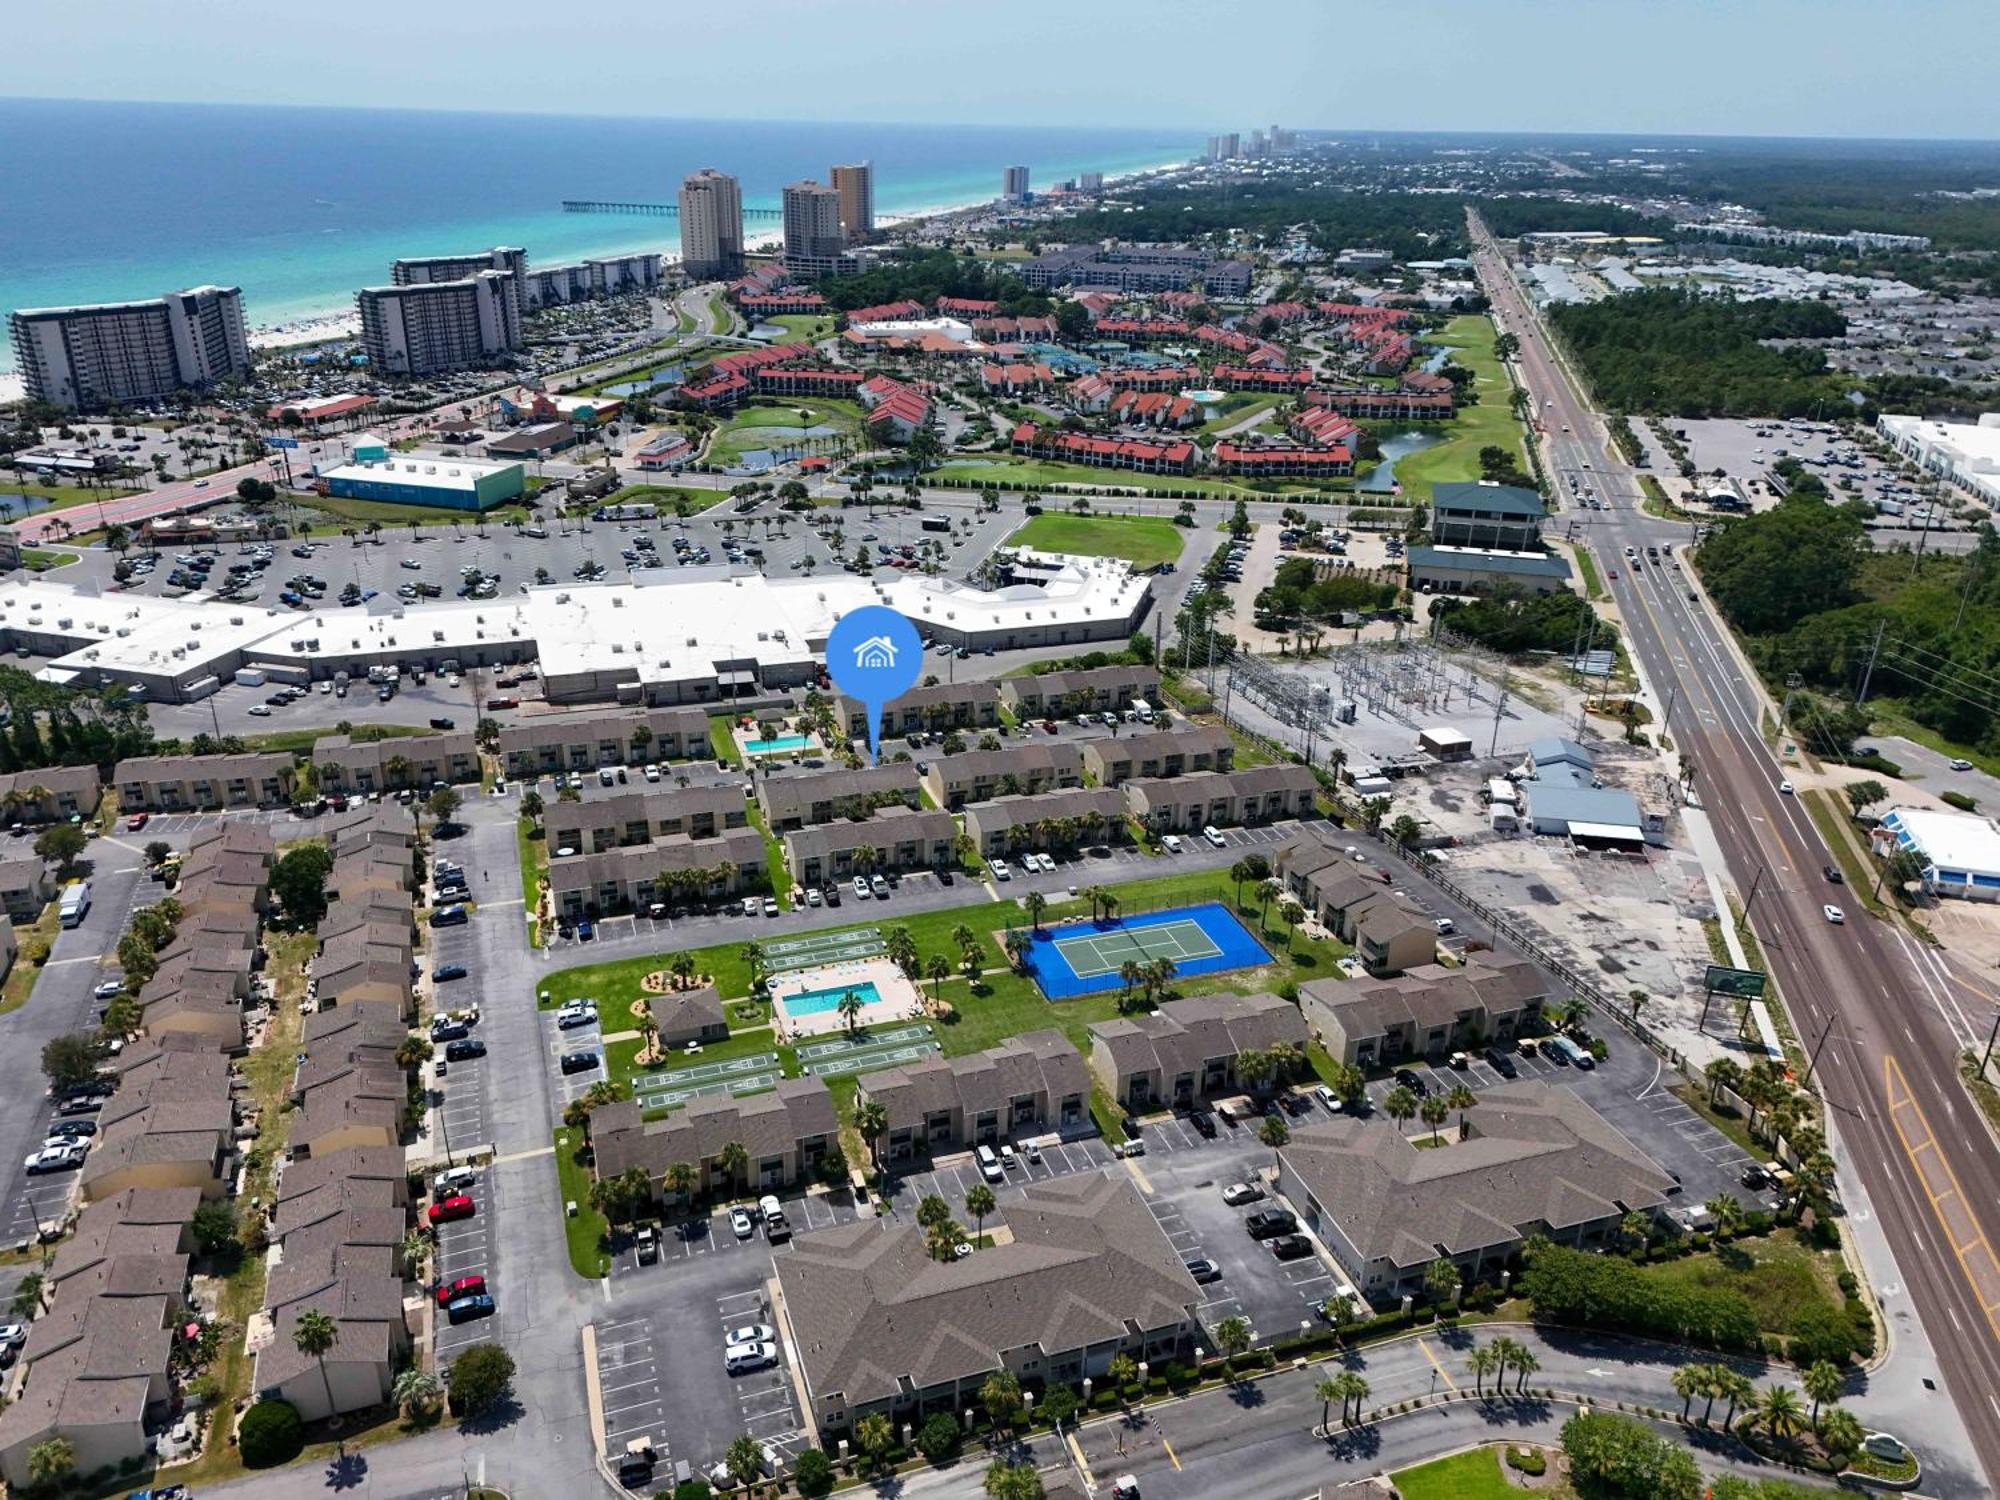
[
  {"x1": 1303, "y1": 388, "x2": 1455, "y2": 421},
  {"x1": 1213, "y1": 365, "x2": 1314, "y2": 393},
  {"x1": 679, "y1": 371, "x2": 751, "y2": 411},
  {"x1": 1108, "y1": 390, "x2": 1197, "y2": 429},
  {"x1": 1290, "y1": 407, "x2": 1361, "y2": 447},
  {"x1": 937, "y1": 296, "x2": 1000, "y2": 318},
  {"x1": 1093, "y1": 318, "x2": 1192, "y2": 342},
  {"x1": 1011, "y1": 422, "x2": 1195, "y2": 475},
  {"x1": 1212, "y1": 441, "x2": 1353, "y2": 477},
  {"x1": 868, "y1": 386, "x2": 933, "y2": 444},
  {"x1": 973, "y1": 315, "x2": 1058, "y2": 342},
  {"x1": 754, "y1": 366, "x2": 867, "y2": 397},
  {"x1": 980, "y1": 362, "x2": 1057, "y2": 394},
  {"x1": 711, "y1": 341, "x2": 813, "y2": 376},
  {"x1": 843, "y1": 299, "x2": 926, "y2": 325},
  {"x1": 1102, "y1": 364, "x2": 1201, "y2": 391}
]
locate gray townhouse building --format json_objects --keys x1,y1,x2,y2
[
  {"x1": 497, "y1": 705, "x2": 714, "y2": 777},
  {"x1": 0, "y1": 764, "x2": 103, "y2": 824},
  {"x1": 547, "y1": 783, "x2": 747, "y2": 855},
  {"x1": 854, "y1": 1031, "x2": 1090, "y2": 1161},
  {"x1": 1123, "y1": 764, "x2": 1319, "y2": 833},
  {"x1": 114, "y1": 752, "x2": 296, "y2": 811},
  {"x1": 311, "y1": 731, "x2": 480, "y2": 794},
  {"x1": 548, "y1": 825, "x2": 768, "y2": 917},
  {"x1": 592, "y1": 1078, "x2": 840, "y2": 1199},
  {"x1": 962, "y1": 787, "x2": 1130, "y2": 859},
  {"x1": 999, "y1": 665, "x2": 1161, "y2": 720},
  {"x1": 838, "y1": 681, "x2": 1000, "y2": 739},
  {"x1": 1301, "y1": 957, "x2": 1548, "y2": 1068},
  {"x1": 757, "y1": 762, "x2": 923, "y2": 833},
  {"x1": 1081, "y1": 726, "x2": 1233, "y2": 786},
  {"x1": 782, "y1": 806, "x2": 959, "y2": 887},
  {"x1": 1087, "y1": 992, "x2": 1308, "y2": 1111},
  {"x1": 920, "y1": 743, "x2": 1084, "y2": 810},
  {"x1": 1275, "y1": 1084, "x2": 1673, "y2": 1301},
  {"x1": 776, "y1": 1174, "x2": 1201, "y2": 1438}
]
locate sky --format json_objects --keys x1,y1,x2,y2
[{"x1": 11, "y1": 0, "x2": 1998, "y2": 140}]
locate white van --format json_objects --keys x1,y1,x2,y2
[
  {"x1": 976, "y1": 1145, "x2": 1004, "y2": 1184},
  {"x1": 521, "y1": 524, "x2": 549, "y2": 539}
]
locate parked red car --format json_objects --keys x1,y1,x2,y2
[
  {"x1": 125, "y1": 813, "x2": 150, "y2": 831},
  {"x1": 427, "y1": 1194, "x2": 476, "y2": 1225},
  {"x1": 435, "y1": 1273, "x2": 487, "y2": 1306}
]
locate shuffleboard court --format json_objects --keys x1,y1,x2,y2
[
  {"x1": 630, "y1": 1050, "x2": 781, "y2": 1094},
  {"x1": 1054, "y1": 918, "x2": 1222, "y2": 979},
  {"x1": 802, "y1": 1038, "x2": 940, "y2": 1079},
  {"x1": 793, "y1": 1023, "x2": 933, "y2": 1063},
  {"x1": 638, "y1": 1069, "x2": 783, "y2": 1112},
  {"x1": 762, "y1": 927, "x2": 886, "y2": 973},
  {"x1": 1026, "y1": 902, "x2": 1272, "y2": 1000}
]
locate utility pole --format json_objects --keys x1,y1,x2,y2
[
  {"x1": 1803, "y1": 1012, "x2": 1837, "y2": 1090},
  {"x1": 1980, "y1": 1007, "x2": 2000, "y2": 1075},
  {"x1": 1739, "y1": 863, "x2": 1767, "y2": 929},
  {"x1": 1855, "y1": 621, "x2": 1886, "y2": 707},
  {"x1": 1489, "y1": 669, "x2": 1509, "y2": 758}
]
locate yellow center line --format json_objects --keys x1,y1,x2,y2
[
  {"x1": 1417, "y1": 1336, "x2": 1457, "y2": 1391},
  {"x1": 1065, "y1": 1432, "x2": 1095, "y2": 1489},
  {"x1": 1162, "y1": 1438, "x2": 1182, "y2": 1471},
  {"x1": 1883, "y1": 1054, "x2": 2000, "y2": 1343}
]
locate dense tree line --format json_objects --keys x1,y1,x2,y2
[
  {"x1": 1051, "y1": 186, "x2": 1471, "y2": 262},
  {"x1": 1550, "y1": 289, "x2": 1849, "y2": 418},
  {"x1": 818, "y1": 251, "x2": 1061, "y2": 320},
  {"x1": 1521, "y1": 1243, "x2": 1761, "y2": 1352},
  {"x1": 1695, "y1": 492, "x2": 1867, "y2": 634},
  {"x1": 1479, "y1": 199, "x2": 1672, "y2": 240},
  {"x1": 1252, "y1": 557, "x2": 1400, "y2": 635},
  {"x1": 0, "y1": 669, "x2": 155, "y2": 776},
  {"x1": 1430, "y1": 587, "x2": 1616, "y2": 657}
]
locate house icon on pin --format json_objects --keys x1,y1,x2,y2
[{"x1": 852, "y1": 635, "x2": 898, "y2": 670}]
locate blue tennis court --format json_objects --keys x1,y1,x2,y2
[{"x1": 1025, "y1": 903, "x2": 1272, "y2": 1000}]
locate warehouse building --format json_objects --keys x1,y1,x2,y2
[
  {"x1": 321, "y1": 453, "x2": 526, "y2": 512},
  {"x1": 1878, "y1": 807, "x2": 2000, "y2": 902}
]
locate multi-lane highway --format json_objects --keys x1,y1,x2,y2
[{"x1": 1471, "y1": 213, "x2": 2000, "y2": 1491}]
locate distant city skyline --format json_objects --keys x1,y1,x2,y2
[{"x1": 7, "y1": 0, "x2": 1998, "y2": 140}]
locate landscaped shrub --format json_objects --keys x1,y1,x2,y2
[
  {"x1": 1506, "y1": 1446, "x2": 1548, "y2": 1476},
  {"x1": 1942, "y1": 790, "x2": 1978, "y2": 813},
  {"x1": 793, "y1": 1448, "x2": 834, "y2": 1497},
  {"x1": 1521, "y1": 1244, "x2": 1759, "y2": 1351},
  {"x1": 915, "y1": 1412, "x2": 960, "y2": 1463},
  {"x1": 238, "y1": 1400, "x2": 304, "y2": 1468}
]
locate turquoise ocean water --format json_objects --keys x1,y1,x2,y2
[{"x1": 0, "y1": 98, "x2": 1193, "y2": 366}]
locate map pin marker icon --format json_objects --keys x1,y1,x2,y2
[{"x1": 827, "y1": 605, "x2": 924, "y2": 766}]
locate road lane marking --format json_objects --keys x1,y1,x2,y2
[
  {"x1": 1883, "y1": 1054, "x2": 2000, "y2": 1332},
  {"x1": 1162, "y1": 1438, "x2": 1182, "y2": 1471},
  {"x1": 1417, "y1": 1336, "x2": 1457, "y2": 1391}
]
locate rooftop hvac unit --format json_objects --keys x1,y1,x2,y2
[
  {"x1": 58, "y1": 617, "x2": 71, "y2": 629},
  {"x1": 230, "y1": 616, "x2": 244, "y2": 625},
  {"x1": 116, "y1": 628, "x2": 131, "y2": 638},
  {"x1": 433, "y1": 631, "x2": 445, "y2": 643},
  {"x1": 612, "y1": 643, "x2": 625, "y2": 654}
]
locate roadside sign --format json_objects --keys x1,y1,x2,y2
[
  {"x1": 265, "y1": 437, "x2": 300, "y2": 450},
  {"x1": 1703, "y1": 965, "x2": 1767, "y2": 999}
]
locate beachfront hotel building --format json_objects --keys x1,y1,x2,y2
[
  {"x1": 521, "y1": 253, "x2": 663, "y2": 309},
  {"x1": 1003, "y1": 164, "x2": 1031, "y2": 201},
  {"x1": 782, "y1": 181, "x2": 854, "y2": 279},
  {"x1": 9, "y1": 287, "x2": 251, "y2": 411},
  {"x1": 830, "y1": 162, "x2": 875, "y2": 242},
  {"x1": 679, "y1": 169, "x2": 745, "y2": 279},
  {"x1": 356, "y1": 271, "x2": 523, "y2": 377},
  {"x1": 390, "y1": 247, "x2": 527, "y2": 286}
]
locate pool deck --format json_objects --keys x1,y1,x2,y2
[{"x1": 771, "y1": 956, "x2": 924, "y2": 1041}]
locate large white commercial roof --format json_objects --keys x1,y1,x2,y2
[
  {"x1": 323, "y1": 455, "x2": 521, "y2": 491},
  {"x1": 1881, "y1": 806, "x2": 2000, "y2": 877}
]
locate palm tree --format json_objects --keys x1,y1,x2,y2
[
  {"x1": 1619, "y1": 1209, "x2": 1653, "y2": 1252},
  {"x1": 1672, "y1": 1362, "x2": 1706, "y2": 1419},
  {"x1": 739, "y1": 941, "x2": 765, "y2": 991},
  {"x1": 1212, "y1": 1315, "x2": 1252, "y2": 1377},
  {"x1": 1144, "y1": 955, "x2": 1177, "y2": 1005},
  {"x1": 1509, "y1": 1345, "x2": 1540, "y2": 1393},
  {"x1": 1446, "y1": 1082, "x2": 1477, "y2": 1138},
  {"x1": 1719, "y1": 1369, "x2": 1756, "y2": 1430},
  {"x1": 1229, "y1": 857, "x2": 1256, "y2": 908},
  {"x1": 1003, "y1": 929, "x2": 1031, "y2": 974},
  {"x1": 965, "y1": 1183, "x2": 996, "y2": 1240},
  {"x1": 854, "y1": 1099, "x2": 888, "y2": 1170},
  {"x1": 663, "y1": 1161, "x2": 698, "y2": 1203},
  {"x1": 393, "y1": 1367, "x2": 445, "y2": 1420},
  {"x1": 1025, "y1": 890, "x2": 1047, "y2": 932},
  {"x1": 669, "y1": 951, "x2": 698, "y2": 989},
  {"x1": 1313, "y1": 1373, "x2": 1343, "y2": 1432},
  {"x1": 1334, "y1": 1370, "x2": 1370, "y2": 1425},
  {"x1": 1106, "y1": 1352, "x2": 1139, "y2": 1399},
  {"x1": 1383, "y1": 1085, "x2": 1418, "y2": 1131},
  {"x1": 836, "y1": 988, "x2": 865, "y2": 1038},
  {"x1": 1704, "y1": 1192, "x2": 1746, "y2": 1238},
  {"x1": 1119, "y1": 959, "x2": 1144, "y2": 1010},
  {"x1": 25, "y1": 1437, "x2": 76, "y2": 1487},
  {"x1": 885, "y1": 925, "x2": 919, "y2": 975},
  {"x1": 1419, "y1": 1093, "x2": 1449, "y2": 1145},
  {"x1": 1757, "y1": 1383, "x2": 1806, "y2": 1443},
  {"x1": 950, "y1": 922, "x2": 977, "y2": 965},
  {"x1": 1469, "y1": 1342, "x2": 1500, "y2": 1398},
  {"x1": 1802, "y1": 1359, "x2": 1844, "y2": 1429},
  {"x1": 399, "y1": 1230, "x2": 431, "y2": 1281},
  {"x1": 293, "y1": 1307, "x2": 340, "y2": 1417},
  {"x1": 925, "y1": 951, "x2": 952, "y2": 1006},
  {"x1": 717, "y1": 1140, "x2": 748, "y2": 1190},
  {"x1": 1424, "y1": 1255, "x2": 1461, "y2": 1307},
  {"x1": 1818, "y1": 1406, "x2": 1865, "y2": 1463}
]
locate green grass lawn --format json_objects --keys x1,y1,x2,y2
[
  {"x1": 1391, "y1": 1447, "x2": 1521, "y2": 1500},
  {"x1": 933, "y1": 456, "x2": 1337, "y2": 499},
  {"x1": 1196, "y1": 393, "x2": 1285, "y2": 435},
  {"x1": 1570, "y1": 539, "x2": 1606, "y2": 600},
  {"x1": 0, "y1": 482, "x2": 142, "y2": 512},
  {"x1": 517, "y1": 816, "x2": 547, "y2": 944},
  {"x1": 542, "y1": 867, "x2": 1349, "y2": 1118},
  {"x1": 1393, "y1": 315, "x2": 1531, "y2": 504},
  {"x1": 300, "y1": 496, "x2": 535, "y2": 531},
  {"x1": 708, "y1": 716, "x2": 741, "y2": 766},
  {"x1": 1005, "y1": 512, "x2": 1188, "y2": 567},
  {"x1": 745, "y1": 800, "x2": 792, "y2": 910},
  {"x1": 555, "y1": 1126, "x2": 611, "y2": 1276},
  {"x1": 599, "y1": 483, "x2": 733, "y2": 516},
  {"x1": 760, "y1": 313, "x2": 837, "y2": 342},
  {"x1": 21, "y1": 548, "x2": 80, "y2": 571},
  {"x1": 707, "y1": 398, "x2": 862, "y2": 466}
]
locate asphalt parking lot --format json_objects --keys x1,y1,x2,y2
[{"x1": 430, "y1": 1162, "x2": 501, "y2": 1362}]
